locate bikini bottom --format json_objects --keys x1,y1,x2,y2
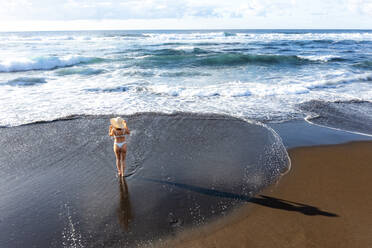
[{"x1": 114, "y1": 142, "x2": 126, "y2": 148}]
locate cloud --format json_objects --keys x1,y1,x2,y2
[
  {"x1": 1, "y1": 0, "x2": 371, "y2": 30},
  {"x1": 0, "y1": 0, "x2": 296, "y2": 21}
]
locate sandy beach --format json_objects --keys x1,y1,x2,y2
[
  {"x1": 1, "y1": 113, "x2": 371, "y2": 247},
  {"x1": 157, "y1": 141, "x2": 372, "y2": 248}
]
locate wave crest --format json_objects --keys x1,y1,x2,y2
[
  {"x1": 0, "y1": 55, "x2": 104, "y2": 72},
  {"x1": 298, "y1": 55, "x2": 345, "y2": 62}
]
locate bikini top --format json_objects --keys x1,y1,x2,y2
[
  {"x1": 114, "y1": 134, "x2": 126, "y2": 138},
  {"x1": 113, "y1": 129, "x2": 127, "y2": 138}
]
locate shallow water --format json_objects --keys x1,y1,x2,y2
[
  {"x1": 0, "y1": 113, "x2": 289, "y2": 248},
  {"x1": 299, "y1": 100, "x2": 372, "y2": 136}
]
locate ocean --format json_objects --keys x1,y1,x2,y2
[{"x1": 0, "y1": 29, "x2": 372, "y2": 129}]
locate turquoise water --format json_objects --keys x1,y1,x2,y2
[{"x1": 0, "y1": 30, "x2": 371, "y2": 126}]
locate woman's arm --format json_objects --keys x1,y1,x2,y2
[
  {"x1": 109, "y1": 125, "x2": 114, "y2": 136},
  {"x1": 124, "y1": 122, "x2": 130, "y2": 135}
]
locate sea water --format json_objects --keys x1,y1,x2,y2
[{"x1": 0, "y1": 30, "x2": 371, "y2": 127}]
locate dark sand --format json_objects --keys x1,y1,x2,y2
[
  {"x1": 0, "y1": 113, "x2": 289, "y2": 248},
  {"x1": 158, "y1": 141, "x2": 372, "y2": 248},
  {"x1": 1, "y1": 112, "x2": 371, "y2": 248}
]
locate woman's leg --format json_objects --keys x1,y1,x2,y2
[
  {"x1": 120, "y1": 145, "x2": 127, "y2": 177},
  {"x1": 114, "y1": 145, "x2": 122, "y2": 176}
]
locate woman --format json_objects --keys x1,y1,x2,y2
[{"x1": 109, "y1": 117, "x2": 130, "y2": 177}]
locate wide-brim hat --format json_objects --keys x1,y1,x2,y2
[{"x1": 110, "y1": 117, "x2": 126, "y2": 129}]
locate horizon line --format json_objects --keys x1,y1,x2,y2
[{"x1": 1, "y1": 28, "x2": 372, "y2": 33}]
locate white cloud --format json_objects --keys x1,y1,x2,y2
[
  {"x1": 0, "y1": 0, "x2": 296, "y2": 20},
  {"x1": 0, "y1": 0, "x2": 371, "y2": 30}
]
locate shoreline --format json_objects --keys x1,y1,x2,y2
[
  {"x1": 0, "y1": 114, "x2": 371, "y2": 247},
  {"x1": 157, "y1": 140, "x2": 372, "y2": 248},
  {"x1": 269, "y1": 119, "x2": 371, "y2": 148}
]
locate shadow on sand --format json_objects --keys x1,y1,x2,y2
[{"x1": 140, "y1": 178, "x2": 339, "y2": 217}]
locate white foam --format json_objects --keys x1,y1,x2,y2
[
  {"x1": 248, "y1": 83, "x2": 309, "y2": 96},
  {"x1": 149, "y1": 84, "x2": 181, "y2": 97},
  {"x1": 0, "y1": 55, "x2": 97, "y2": 72},
  {"x1": 146, "y1": 72, "x2": 372, "y2": 101},
  {"x1": 298, "y1": 55, "x2": 340, "y2": 62},
  {"x1": 149, "y1": 81, "x2": 311, "y2": 98},
  {"x1": 174, "y1": 46, "x2": 195, "y2": 52},
  {"x1": 148, "y1": 82, "x2": 250, "y2": 97},
  {"x1": 305, "y1": 72, "x2": 372, "y2": 89}
]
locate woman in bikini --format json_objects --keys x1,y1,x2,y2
[{"x1": 109, "y1": 117, "x2": 130, "y2": 177}]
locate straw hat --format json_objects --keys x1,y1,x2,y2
[{"x1": 110, "y1": 117, "x2": 126, "y2": 129}]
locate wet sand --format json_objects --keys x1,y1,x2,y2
[
  {"x1": 0, "y1": 113, "x2": 289, "y2": 248},
  {"x1": 1, "y1": 113, "x2": 371, "y2": 247},
  {"x1": 158, "y1": 141, "x2": 372, "y2": 248}
]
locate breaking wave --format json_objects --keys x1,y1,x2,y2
[
  {"x1": 304, "y1": 72, "x2": 372, "y2": 89},
  {"x1": 298, "y1": 55, "x2": 346, "y2": 62},
  {"x1": 0, "y1": 55, "x2": 104, "y2": 72}
]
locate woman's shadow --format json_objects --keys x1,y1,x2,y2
[{"x1": 117, "y1": 177, "x2": 133, "y2": 232}]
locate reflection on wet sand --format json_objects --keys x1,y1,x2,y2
[{"x1": 117, "y1": 178, "x2": 132, "y2": 232}]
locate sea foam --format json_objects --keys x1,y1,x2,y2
[
  {"x1": 305, "y1": 72, "x2": 372, "y2": 89},
  {"x1": 147, "y1": 81, "x2": 310, "y2": 98},
  {"x1": 0, "y1": 55, "x2": 101, "y2": 72}
]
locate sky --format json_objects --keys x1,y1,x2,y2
[{"x1": 0, "y1": 0, "x2": 371, "y2": 31}]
